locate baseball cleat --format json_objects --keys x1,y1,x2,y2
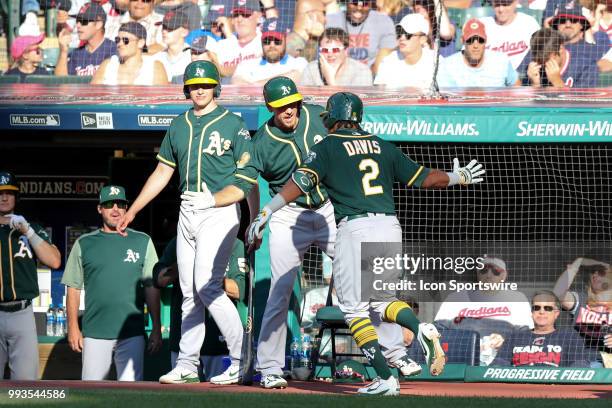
[
  {"x1": 159, "y1": 367, "x2": 199, "y2": 384},
  {"x1": 417, "y1": 323, "x2": 446, "y2": 376},
  {"x1": 260, "y1": 374, "x2": 288, "y2": 389},
  {"x1": 357, "y1": 376, "x2": 400, "y2": 396},
  {"x1": 389, "y1": 356, "x2": 422, "y2": 377},
  {"x1": 210, "y1": 364, "x2": 240, "y2": 385}
]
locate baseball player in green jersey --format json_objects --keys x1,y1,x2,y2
[
  {"x1": 204, "y1": 77, "x2": 421, "y2": 388},
  {"x1": 246, "y1": 92, "x2": 485, "y2": 395},
  {"x1": 116, "y1": 61, "x2": 258, "y2": 385},
  {"x1": 153, "y1": 237, "x2": 247, "y2": 382},
  {"x1": 0, "y1": 171, "x2": 61, "y2": 380},
  {"x1": 62, "y1": 185, "x2": 160, "y2": 381}
]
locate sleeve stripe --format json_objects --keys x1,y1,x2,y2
[
  {"x1": 298, "y1": 167, "x2": 320, "y2": 185},
  {"x1": 156, "y1": 154, "x2": 176, "y2": 167},
  {"x1": 407, "y1": 166, "x2": 424, "y2": 187},
  {"x1": 235, "y1": 174, "x2": 258, "y2": 184}
]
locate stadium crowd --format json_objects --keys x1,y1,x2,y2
[{"x1": 2, "y1": 0, "x2": 611, "y2": 87}]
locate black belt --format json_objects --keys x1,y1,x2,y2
[
  {"x1": 0, "y1": 299, "x2": 32, "y2": 313},
  {"x1": 339, "y1": 213, "x2": 395, "y2": 223},
  {"x1": 287, "y1": 199, "x2": 329, "y2": 211}
]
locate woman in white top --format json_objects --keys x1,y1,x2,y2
[{"x1": 92, "y1": 21, "x2": 168, "y2": 85}]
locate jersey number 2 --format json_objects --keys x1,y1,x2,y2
[{"x1": 359, "y1": 159, "x2": 383, "y2": 196}]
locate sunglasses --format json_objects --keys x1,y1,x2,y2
[
  {"x1": 232, "y1": 11, "x2": 253, "y2": 18},
  {"x1": 466, "y1": 36, "x2": 486, "y2": 45},
  {"x1": 262, "y1": 37, "x2": 283, "y2": 46},
  {"x1": 115, "y1": 36, "x2": 134, "y2": 45},
  {"x1": 130, "y1": 0, "x2": 154, "y2": 3},
  {"x1": 557, "y1": 18, "x2": 581, "y2": 25},
  {"x1": 76, "y1": 18, "x2": 95, "y2": 25},
  {"x1": 532, "y1": 305, "x2": 556, "y2": 312},
  {"x1": 100, "y1": 201, "x2": 128, "y2": 209},
  {"x1": 319, "y1": 46, "x2": 344, "y2": 54},
  {"x1": 478, "y1": 266, "x2": 503, "y2": 276},
  {"x1": 395, "y1": 27, "x2": 423, "y2": 40}
]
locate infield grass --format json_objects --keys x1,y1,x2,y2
[{"x1": 0, "y1": 389, "x2": 610, "y2": 408}]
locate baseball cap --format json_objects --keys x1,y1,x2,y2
[
  {"x1": 483, "y1": 256, "x2": 507, "y2": 273},
  {"x1": 158, "y1": 10, "x2": 190, "y2": 31},
  {"x1": 462, "y1": 18, "x2": 487, "y2": 42},
  {"x1": 10, "y1": 34, "x2": 45, "y2": 60},
  {"x1": 396, "y1": 13, "x2": 430, "y2": 35},
  {"x1": 189, "y1": 35, "x2": 209, "y2": 53},
  {"x1": 263, "y1": 76, "x2": 303, "y2": 108},
  {"x1": 231, "y1": 0, "x2": 260, "y2": 14},
  {"x1": 0, "y1": 172, "x2": 19, "y2": 192},
  {"x1": 550, "y1": 2, "x2": 591, "y2": 32},
  {"x1": 99, "y1": 185, "x2": 128, "y2": 204},
  {"x1": 118, "y1": 21, "x2": 147, "y2": 40},
  {"x1": 262, "y1": 18, "x2": 288, "y2": 40},
  {"x1": 76, "y1": 2, "x2": 106, "y2": 23}
]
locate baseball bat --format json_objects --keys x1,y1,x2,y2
[{"x1": 238, "y1": 247, "x2": 255, "y2": 385}]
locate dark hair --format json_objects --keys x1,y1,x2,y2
[
  {"x1": 530, "y1": 28, "x2": 563, "y2": 65},
  {"x1": 333, "y1": 120, "x2": 361, "y2": 130},
  {"x1": 531, "y1": 290, "x2": 561, "y2": 311},
  {"x1": 320, "y1": 27, "x2": 349, "y2": 48}
]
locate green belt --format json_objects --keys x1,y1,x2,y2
[{"x1": 341, "y1": 213, "x2": 395, "y2": 223}]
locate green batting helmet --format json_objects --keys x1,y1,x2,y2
[
  {"x1": 320, "y1": 92, "x2": 363, "y2": 129},
  {"x1": 263, "y1": 76, "x2": 303, "y2": 108},
  {"x1": 0, "y1": 171, "x2": 18, "y2": 193},
  {"x1": 183, "y1": 60, "x2": 221, "y2": 98}
]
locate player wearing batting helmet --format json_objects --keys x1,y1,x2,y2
[
  {"x1": 117, "y1": 60, "x2": 258, "y2": 385},
  {"x1": 246, "y1": 92, "x2": 486, "y2": 395},
  {"x1": 0, "y1": 171, "x2": 61, "y2": 380}
]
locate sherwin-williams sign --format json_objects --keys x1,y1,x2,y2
[
  {"x1": 363, "y1": 107, "x2": 612, "y2": 142},
  {"x1": 465, "y1": 366, "x2": 612, "y2": 384}
]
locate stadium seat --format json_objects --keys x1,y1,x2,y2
[
  {"x1": 599, "y1": 72, "x2": 612, "y2": 87},
  {"x1": 0, "y1": 75, "x2": 20, "y2": 84},
  {"x1": 24, "y1": 75, "x2": 93, "y2": 84}
]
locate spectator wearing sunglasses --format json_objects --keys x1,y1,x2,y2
[
  {"x1": 55, "y1": 3, "x2": 117, "y2": 77},
  {"x1": 231, "y1": 18, "x2": 307, "y2": 85},
  {"x1": 92, "y1": 21, "x2": 168, "y2": 84},
  {"x1": 434, "y1": 255, "x2": 532, "y2": 366},
  {"x1": 153, "y1": 10, "x2": 191, "y2": 82},
  {"x1": 553, "y1": 257, "x2": 612, "y2": 367},
  {"x1": 106, "y1": 0, "x2": 164, "y2": 54},
  {"x1": 62, "y1": 185, "x2": 161, "y2": 381},
  {"x1": 214, "y1": 0, "x2": 264, "y2": 80},
  {"x1": 325, "y1": 0, "x2": 396, "y2": 75},
  {"x1": 492, "y1": 291, "x2": 593, "y2": 367},
  {"x1": 5, "y1": 34, "x2": 49, "y2": 82},
  {"x1": 300, "y1": 27, "x2": 373, "y2": 86},
  {"x1": 374, "y1": 13, "x2": 434, "y2": 89},
  {"x1": 155, "y1": 0, "x2": 201, "y2": 32},
  {"x1": 438, "y1": 18, "x2": 519, "y2": 87}
]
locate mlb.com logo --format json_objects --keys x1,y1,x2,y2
[{"x1": 81, "y1": 112, "x2": 114, "y2": 129}]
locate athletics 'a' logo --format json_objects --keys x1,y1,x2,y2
[
  {"x1": 281, "y1": 86, "x2": 291, "y2": 96},
  {"x1": 14, "y1": 237, "x2": 33, "y2": 259},
  {"x1": 124, "y1": 249, "x2": 140, "y2": 263},
  {"x1": 109, "y1": 187, "x2": 121, "y2": 196},
  {"x1": 0, "y1": 175, "x2": 9, "y2": 185},
  {"x1": 196, "y1": 68, "x2": 205, "y2": 77}
]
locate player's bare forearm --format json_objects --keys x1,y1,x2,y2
[
  {"x1": 66, "y1": 287, "x2": 81, "y2": 331},
  {"x1": 33, "y1": 242, "x2": 62, "y2": 269},
  {"x1": 224, "y1": 278, "x2": 240, "y2": 300},
  {"x1": 421, "y1": 170, "x2": 450, "y2": 189},
  {"x1": 145, "y1": 286, "x2": 161, "y2": 330},
  {"x1": 213, "y1": 185, "x2": 246, "y2": 207},
  {"x1": 279, "y1": 179, "x2": 305, "y2": 204},
  {"x1": 246, "y1": 184, "x2": 260, "y2": 223}
]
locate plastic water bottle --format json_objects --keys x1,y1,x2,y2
[
  {"x1": 289, "y1": 337, "x2": 301, "y2": 371},
  {"x1": 301, "y1": 334, "x2": 312, "y2": 369},
  {"x1": 55, "y1": 304, "x2": 66, "y2": 337},
  {"x1": 46, "y1": 304, "x2": 55, "y2": 337}
]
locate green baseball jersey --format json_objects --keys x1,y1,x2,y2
[
  {"x1": 236, "y1": 103, "x2": 329, "y2": 208},
  {"x1": 152, "y1": 237, "x2": 246, "y2": 354},
  {"x1": 293, "y1": 128, "x2": 430, "y2": 221},
  {"x1": 157, "y1": 106, "x2": 256, "y2": 195},
  {"x1": 0, "y1": 222, "x2": 52, "y2": 301},
  {"x1": 61, "y1": 228, "x2": 158, "y2": 340}
]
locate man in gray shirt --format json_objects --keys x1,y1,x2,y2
[
  {"x1": 325, "y1": 0, "x2": 396, "y2": 75},
  {"x1": 300, "y1": 27, "x2": 373, "y2": 86}
]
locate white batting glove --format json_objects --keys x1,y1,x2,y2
[
  {"x1": 452, "y1": 158, "x2": 485, "y2": 185},
  {"x1": 8, "y1": 214, "x2": 30, "y2": 234},
  {"x1": 247, "y1": 208, "x2": 272, "y2": 246},
  {"x1": 180, "y1": 182, "x2": 216, "y2": 211}
]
